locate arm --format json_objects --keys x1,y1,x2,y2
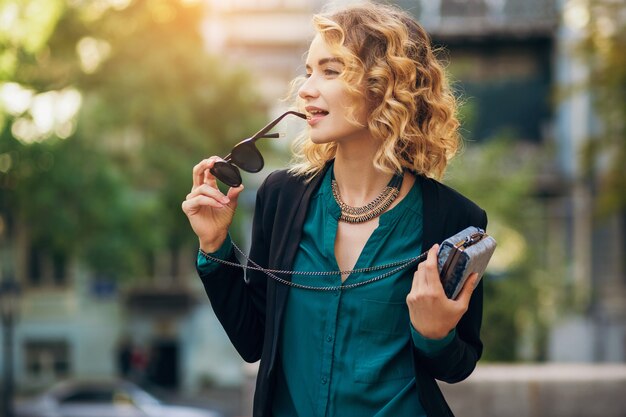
[
  {"x1": 183, "y1": 158, "x2": 270, "y2": 362},
  {"x1": 196, "y1": 181, "x2": 272, "y2": 362},
  {"x1": 408, "y1": 209, "x2": 487, "y2": 383}
]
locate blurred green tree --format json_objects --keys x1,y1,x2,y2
[
  {"x1": 445, "y1": 90, "x2": 563, "y2": 362},
  {"x1": 0, "y1": 0, "x2": 262, "y2": 281},
  {"x1": 446, "y1": 134, "x2": 558, "y2": 361},
  {"x1": 0, "y1": 0, "x2": 64, "y2": 82},
  {"x1": 576, "y1": 0, "x2": 626, "y2": 216}
]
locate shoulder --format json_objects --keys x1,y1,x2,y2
[
  {"x1": 420, "y1": 176, "x2": 482, "y2": 212},
  {"x1": 257, "y1": 169, "x2": 308, "y2": 199},
  {"x1": 259, "y1": 164, "x2": 329, "y2": 197},
  {"x1": 254, "y1": 168, "x2": 322, "y2": 212},
  {"x1": 418, "y1": 175, "x2": 488, "y2": 231},
  {"x1": 251, "y1": 168, "x2": 325, "y2": 240},
  {"x1": 262, "y1": 169, "x2": 305, "y2": 190}
]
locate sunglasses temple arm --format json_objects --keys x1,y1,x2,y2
[
  {"x1": 250, "y1": 111, "x2": 307, "y2": 142},
  {"x1": 259, "y1": 133, "x2": 281, "y2": 139}
]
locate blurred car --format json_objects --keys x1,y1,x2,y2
[{"x1": 15, "y1": 379, "x2": 224, "y2": 417}]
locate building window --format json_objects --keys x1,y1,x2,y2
[
  {"x1": 52, "y1": 252, "x2": 67, "y2": 286},
  {"x1": 24, "y1": 340, "x2": 71, "y2": 379},
  {"x1": 441, "y1": 0, "x2": 488, "y2": 18},
  {"x1": 27, "y1": 246, "x2": 68, "y2": 287},
  {"x1": 27, "y1": 246, "x2": 43, "y2": 286},
  {"x1": 445, "y1": 39, "x2": 553, "y2": 143}
]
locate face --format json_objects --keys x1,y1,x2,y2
[{"x1": 299, "y1": 34, "x2": 370, "y2": 145}]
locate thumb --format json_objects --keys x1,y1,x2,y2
[
  {"x1": 226, "y1": 184, "x2": 244, "y2": 206},
  {"x1": 456, "y1": 272, "x2": 479, "y2": 305}
]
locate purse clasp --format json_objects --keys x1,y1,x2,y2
[{"x1": 454, "y1": 229, "x2": 487, "y2": 250}]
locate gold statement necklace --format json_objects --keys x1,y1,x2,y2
[{"x1": 331, "y1": 171, "x2": 404, "y2": 224}]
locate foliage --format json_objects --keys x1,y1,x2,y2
[
  {"x1": 73, "y1": 0, "x2": 264, "y2": 253},
  {"x1": 0, "y1": 0, "x2": 65, "y2": 82},
  {"x1": 0, "y1": 127, "x2": 157, "y2": 278},
  {"x1": 576, "y1": 0, "x2": 626, "y2": 216},
  {"x1": 0, "y1": 0, "x2": 262, "y2": 280},
  {"x1": 446, "y1": 137, "x2": 558, "y2": 361}
]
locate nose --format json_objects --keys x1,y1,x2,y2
[{"x1": 298, "y1": 75, "x2": 319, "y2": 100}]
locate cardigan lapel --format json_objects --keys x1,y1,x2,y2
[
  {"x1": 270, "y1": 163, "x2": 331, "y2": 367},
  {"x1": 273, "y1": 162, "x2": 332, "y2": 273}
]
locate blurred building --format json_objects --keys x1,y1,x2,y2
[
  {"x1": 1, "y1": 0, "x2": 624, "y2": 405},
  {"x1": 2, "y1": 224, "x2": 244, "y2": 394},
  {"x1": 548, "y1": 0, "x2": 626, "y2": 362},
  {"x1": 202, "y1": 0, "x2": 321, "y2": 104}
]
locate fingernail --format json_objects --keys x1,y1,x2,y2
[{"x1": 222, "y1": 197, "x2": 230, "y2": 204}]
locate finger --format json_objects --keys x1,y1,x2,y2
[
  {"x1": 422, "y1": 244, "x2": 441, "y2": 286},
  {"x1": 203, "y1": 159, "x2": 221, "y2": 188},
  {"x1": 192, "y1": 158, "x2": 212, "y2": 188},
  {"x1": 411, "y1": 244, "x2": 438, "y2": 291},
  {"x1": 192, "y1": 157, "x2": 220, "y2": 189},
  {"x1": 410, "y1": 268, "x2": 423, "y2": 293},
  {"x1": 182, "y1": 195, "x2": 227, "y2": 215},
  {"x1": 187, "y1": 184, "x2": 230, "y2": 205},
  {"x1": 226, "y1": 184, "x2": 245, "y2": 206},
  {"x1": 455, "y1": 272, "x2": 479, "y2": 307}
]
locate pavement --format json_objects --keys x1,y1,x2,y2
[
  {"x1": 158, "y1": 385, "x2": 244, "y2": 417},
  {"x1": 13, "y1": 364, "x2": 626, "y2": 417},
  {"x1": 440, "y1": 363, "x2": 626, "y2": 417}
]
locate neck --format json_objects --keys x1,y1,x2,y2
[{"x1": 333, "y1": 139, "x2": 395, "y2": 207}]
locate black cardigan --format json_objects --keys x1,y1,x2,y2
[{"x1": 197, "y1": 164, "x2": 487, "y2": 417}]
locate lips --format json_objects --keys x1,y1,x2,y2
[{"x1": 305, "y1": 106, "x2": 328, "y2": 125}]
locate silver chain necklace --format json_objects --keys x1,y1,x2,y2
[{"x1": 199, "y1": 240, "x2": 428, "y2": 291}]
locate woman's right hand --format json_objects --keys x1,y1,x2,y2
[{"x1": 182, "y1": 157, "x2": 245, "y2": 253}]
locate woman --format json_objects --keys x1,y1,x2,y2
[{"x1": 182, "y1": 3, "x2": 487, "y2": 417}]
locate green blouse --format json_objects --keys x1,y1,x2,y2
[{"x1": 271, "y1": 167, "x2": 454, "y2": 417}]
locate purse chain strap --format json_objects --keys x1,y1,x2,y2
[{"x1": 199, "y1": 240, "x2": 428, "y2": 292}]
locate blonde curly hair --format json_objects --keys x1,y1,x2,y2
[{"x1": 289, "y1": 2, "x2": 460, "y2": 180}]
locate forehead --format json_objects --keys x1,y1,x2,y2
[{"x1": 305, "y1": 34, "x2": 335, "y2": 64}]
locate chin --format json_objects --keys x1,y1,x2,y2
[{"x1": 309, "y1": 133, "x2": 335, "y2": 145}]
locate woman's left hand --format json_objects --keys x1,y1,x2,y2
[{"x1": 406, "y1": 244, "x2": 479, "y2": 340}]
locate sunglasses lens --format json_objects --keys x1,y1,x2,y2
[
  {"x1": 231, "y1": 143, "x2": 264, "y2": 173},
  {"x1": 210, "y1": 162, "x2": 242, "y2": 187}
]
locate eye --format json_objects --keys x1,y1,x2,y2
[
  {"x1": 304, "y1": 72, "x2": 312, "y2": 78},
  {"x1": 324, "y1": 68, "x2": 340, "y2": 77}
]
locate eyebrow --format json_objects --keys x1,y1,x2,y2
[{"x1": 305, "y1": 57, "x2": 344, "y2": 71}]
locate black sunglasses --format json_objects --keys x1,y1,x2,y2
[{"x1": 210, "y1": 111, "x2": 307, "y2": 187}]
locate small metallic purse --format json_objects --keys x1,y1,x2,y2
[{"x1": 437, "y1": 226, "x2": 497, "y2": 299}]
